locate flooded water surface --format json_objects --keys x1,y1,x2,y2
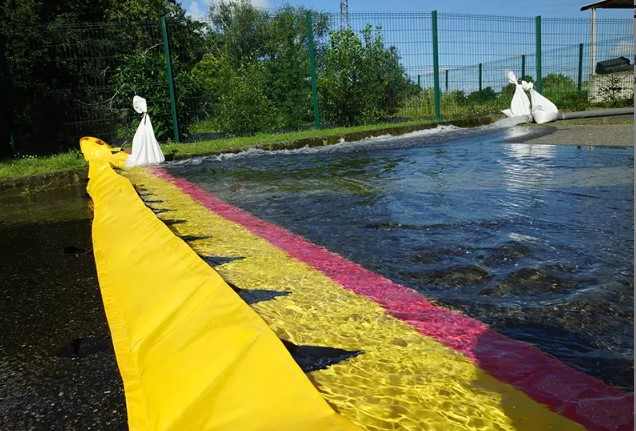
[
  {"x1": 0, "y1": 184, "x2": 125, "y2": 429},
  {"x1": 167, "y1": 128, "x2": 634, "y2": 390}
]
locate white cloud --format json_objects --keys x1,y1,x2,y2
[
  {"x1": 200, "y1": 0, "x2": 272, "y2": 11},
  {"x1": 186, "y1": 0, "x2": 208, "y2": 20},
  {"x1": 249, "y1": 0, "x2": 271, "y2": 8},
  {"x1": 183, "y1": 0, "x2": 273, "y2": 21}
]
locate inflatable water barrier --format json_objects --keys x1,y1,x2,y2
[
  {"x1": 125, "y1": 165, "x2": 632, "y2": 431},
  {"x1": 79, "y1": 137, "x2": 358, "y2": 431}
]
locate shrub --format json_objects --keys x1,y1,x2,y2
[
  {"x1": 319, "y1": 26, "x2": 411, "y2": 126},
  {"x1": 467, "y1": 87, "x2": 497, "y2": 104},
  {"x1": 214, "y1": 64, "x2": 278, "y2": 135},
  {"x1": 112, "y1": 50, "x2": 206, "y2": 142}
]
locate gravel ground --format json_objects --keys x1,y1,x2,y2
[{"x1": 0, "y1": 184, "x2": 125, "y2": 430}]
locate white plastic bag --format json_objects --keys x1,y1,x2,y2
[
  {"x1": 522, "y1": 81, "x2": 559, "y2": 124},
  {"x1": 501, "y1": 71, "x2": 532, "y2": 119},
  {"x1": 126, "y1": 95, "x2": 165, "y2": 167}
]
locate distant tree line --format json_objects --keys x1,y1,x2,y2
[
  {"x1": 0, "y1": 0, "x2": 415, "y2": 157},
  {"x1": 1, "y1": 0, "x2": 206, "y2": 156}
]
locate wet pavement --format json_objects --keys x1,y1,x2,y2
[
  {"x1": 519, "y1": 115, "x2": 633, "y2": 147},
  {"x1": 0, "y1": 183, "x2": 125, "y2": 430}
]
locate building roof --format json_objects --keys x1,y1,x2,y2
[{"x1": 580, "y1": 0, "x2": 634, "y2": 11}]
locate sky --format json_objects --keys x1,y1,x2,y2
[{"x1": 179, "y1": 0, "x2": 633, "y2": 20}]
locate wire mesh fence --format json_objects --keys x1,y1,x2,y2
[
  {"x1": 5, "y1": 21, "x2": 165, "y2": 154},
  {"x1": 5, "y1": 9, "x2": 634, "y2": 153},
  {"x1": 178, "y1": 10, "x2": 633, "y2": 141}
]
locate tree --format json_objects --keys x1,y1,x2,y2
[
  {"x1": 199, "y1": 2, "x2": 330, "y2": 133},
  {"x1": 319, "y1": 26, "x2": 411, "y2": 126},
  {"x1": 0, "y1": 0, "x2": 205, "y2": 154}
]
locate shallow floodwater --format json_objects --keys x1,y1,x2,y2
[
  {"x1": 167, "y1": 127, "x2": 634, "y2": 390},
  {"x1": 0, "y1": 184, "x2": 125, "y2": 429}
]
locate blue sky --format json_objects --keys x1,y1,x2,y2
[{"x1": 179, "y1": 0, "x2": 632, "y2": 19}]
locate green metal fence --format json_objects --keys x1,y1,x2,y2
[
  {"x1": 176, "y1": 10, "x2": 633, "y2": 140},
  {"x1": 5, "y1": 10, "x2": 634, "y2": 153}
]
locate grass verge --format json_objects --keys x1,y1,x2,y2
[{"x1": 0, "y1": 150, "x2": 86, "y2": 183}]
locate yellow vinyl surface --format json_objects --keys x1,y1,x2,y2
[
  {"x1": 127, "y1": 166, "x2": 585, "y2": 431},
  {"x1": 80, "y1": 137, "x2": 358, "y2": 431}
]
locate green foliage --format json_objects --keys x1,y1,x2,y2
[
  {"x1": 194, "y1": 2, "x2": 411, "y2": 133},
  {"x1": 112, "y1": 49, "x2": 206, "y2": 142},
  {"x1": 215, "y1": 63, "x2": 278, "y2": 135},
  {"x1": 318, "y1": 26, "x2": 411, "y2": 126},
  {"x1": 596, "y1": 74, "x2": 631, "y2": 107},
  {"x1": 542, "y1": 73, "x2": 576, "y2": 92},
  {"x1": 196, "y1": 2, "x2": 333, "y2": 133},
  {"x1": 0, "y1": 149, "x2": 85, "y2": 181},
  {"x1": 1, "y1": 0, "x2": 206, "y2": 154},
  {"x1": 541, "y1": 73, "x2": 590, "y2": 111},
  {"x1": 261, "y1": 8, "x2": 315, "y2": 129},
  {"x1": 467, "y1": 87, "x2": 497, "y2": 104}
]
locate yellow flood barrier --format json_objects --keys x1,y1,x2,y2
[{"x1": 80, "y1": 137, "x2": 358, "y2": 431}]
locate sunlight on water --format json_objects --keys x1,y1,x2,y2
[{"x1": 167, "y1": 129, "x2": 634, "y2": 390}]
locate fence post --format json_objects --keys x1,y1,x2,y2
[
  {"x1": 478, "y1": 63, "x2": 482, "y2": 91},
  {"x1": 431, "y1": 10, "x2": 442, "y2": 122},
  {"x1": 417, "y1": 74, "x2": 421, "y2": 88},
  {"x1": 445, "y1": 69, "x2": 448, "y2": 92},
  {"x1": 535, "y1": 16, "x2": 542, "y2": 92},
  {"x1": 160, "y1": 15, "x2": 180, "y2": 143},
  {"x1": 521, "y1": 54, "x2": 526, "y2": 79},
  {"x1": 577, "y1": 43, "x2": 583, "y2": 91},
  {"x1": 306, "y1": 12, "x2": 321, "y2": 129}
]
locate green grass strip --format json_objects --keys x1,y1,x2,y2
[{"x1": 0, "y1": 150, "x2": 86, "y2": 182}]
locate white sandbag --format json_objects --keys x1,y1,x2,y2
[
  {"x1": 522, "y1": 81, "x2": 559, "y2": 124},
  {"x1": 502, "y1": 71, "x2": 531, "y2": 119},
  {"x1": 126, "y1": 96, "x2": 165, "y2": 167}
]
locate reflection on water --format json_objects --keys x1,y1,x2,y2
[{"x1": 168, "y1": 129, "x2": 634, "y2": 390}]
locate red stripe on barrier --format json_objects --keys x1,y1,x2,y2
[{"x1": 153, "y1": 167, "x2": 633, "y2": 431}]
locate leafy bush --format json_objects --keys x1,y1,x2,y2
[
  {"x1": 194, "y1": 2, "x2": 330, "y2": 133},
  {"x1": 215, "y1": 64, "x2": 278, "y2": 135},
  {"x1": 538, "y1": 73, "x2": 592, "y2": 111},
  {"x1": 112, "y1": 50, "x2": 206, "y2": 142},
  {"x1": 467, "y1": 87, "x2": 497, "y2": 104},
  {"x1": 542, "y1": 73, "x2": 576, "y2": 92},
  {"x1": 319, "y1": 26, "x2": 411, "y2": 126}
]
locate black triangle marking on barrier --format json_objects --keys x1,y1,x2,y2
[
  {"x1": 149, "y1": 207, "x2": 173, "y2": 215},
  {"x1": 238, "y1": 289, "x2": 289, "y2": 304},
  {"x1": 224, "y1": 280, "x2": 289, "y2": 305},
  {"x1": 143, "y1": 199, "x2": 164, "y2": 204},
  {"x1": 179, "y1": 234, "x2": 212, "y2": 242},
  {"x1": 134, "y1": 186, "x2": 155, "y2": 199},
  {"x1": 280, "y1": 339, "x2": 362, "y2": 373},
  {"x1": 200, "y1": 255, "x2": 245, "y2": 267},
  {"x1": 162, "y1": 219, "x2": 187, "y2": 227}
]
